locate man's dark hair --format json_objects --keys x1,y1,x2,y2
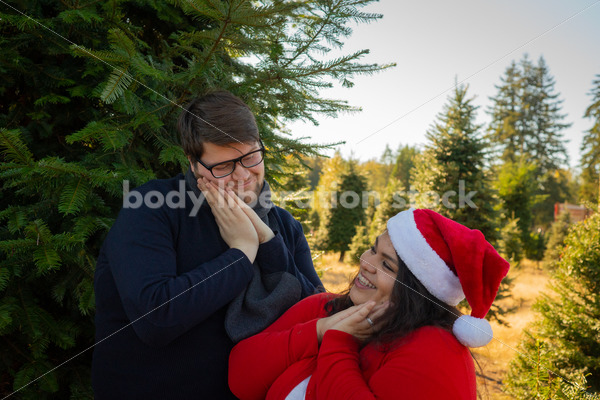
[{"x1": 178, "y1": 90, "x2": 260, "y2": 158}]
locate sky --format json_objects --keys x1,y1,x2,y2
[{"x1": 285, "y1": 0, "x2": 600, "y2": 170}]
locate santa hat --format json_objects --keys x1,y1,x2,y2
[{"x1": 386, "y1": 208, "x2": 510, "y2": 347}]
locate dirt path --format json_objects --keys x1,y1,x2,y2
[{"x1": 319, "y1": 255, "x2": 550, "y2": 399}]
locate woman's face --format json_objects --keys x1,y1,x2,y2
[{"x1": 349, "y1": 231, "x2": 400, "y2": 306}]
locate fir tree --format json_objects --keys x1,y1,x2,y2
[
  {"x1": 0, "y1": 0, "x2": 390, "y2": 397},
  {"x1": 532, "y1": 168, "x2": 576, "y2": 228},
  {"x1": 488, "y1": 55, "x2": 570, "y2": 173},
  {"x1": 494, "y1": 160, "x2": 542, "y2": 252},
  {"x1": 496, "y1": 217, "x2": 524, "y2": 265},
  {"x1": 390, "y1": 144, "x2": 419, "y2": 191},
  {"x1": 369, "y1": 178, "x2": 406, "y2": 240},
  {"x1": 359, "y1": 158, "x2": 391, "y2": 195},
  {"x1": 347, "y1": 224, "x2": 371, "y2": 266},
  {"x1": 305, "y1": 156, "x2": 326, "y2": 191},
  {"x1": 527, "y1": 57, "x2": 571, "y2": 174},
  {"x1": 543, "y1": 210, "x2": 571, "y2": 269},
  {"x1": 380, "y1": 144, "x2": 395, "y2": 165},
  {"x1": 488, "y1": 55, "x2": 571, "y2": 227},
  {"x1": 505, "y1": 213, "x2": 600, "y2": 396},
  {"x1": 411, "y1": 84, "x2": 499, "y2": 243},
  {"x1": 579, "y1": 74, "x2": 600, "y2": 205},
  {"x1": 320, "y1": 164, "x2": 367, "y2": 262},
  {"x1": 506, "y1": 339, "x2": 600, "y2": 400},
  {"x1": 274, "y1": 158, "x2": 313, "y2": 232},
  {"x1": 312, "y1": 152, "x2": 347, "y2": 242}
]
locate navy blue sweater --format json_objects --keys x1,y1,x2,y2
[{"x1": 92, "y1": 174, "x2": 321, "y2": 399}]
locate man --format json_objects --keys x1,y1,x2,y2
[{"x1": 92, "y1": 90, "x2": 322, "y2": 399}]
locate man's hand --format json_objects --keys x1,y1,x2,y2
[
  {"x1": 198, "y1": 178, "x2": 259, "y2": 263},
  {"x1": 226, "y1": 187, "x2": 275, "y2": 244}
]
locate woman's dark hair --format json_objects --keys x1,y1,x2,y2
[
  {"x1": 325, "y1": 246, "x2": 485, "y2": 397},
  {"x1": 178, "y1": 90, "x2": 260, "y2": 158},
  {"x1": 325, "y1": 251, "x2": 462, "y2": 347}
]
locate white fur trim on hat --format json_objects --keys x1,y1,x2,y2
[
  {"x1": 452, "y1": 315, "x2": 493, "y2": 347},
  {"x1": 387, "y1": 209, "x2": 464, "y2": 306}
]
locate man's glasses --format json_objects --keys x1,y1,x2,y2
[{"x1": 195, "y1": 145, "x2": 266, "y2": 178}]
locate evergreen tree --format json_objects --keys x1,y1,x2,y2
[
  {"x1": 274, "y1": 158, "x2": 313, "y2": 232},
  {"x1": 527, "y1": 57, "x2": 571, "y2": 174},
  {"x1": 380, "y1": 144, "x2": 395, "y2": 165},
  {"x1": 0, "y1": 0, "x2": 389, "y2": 397},
  {"x1": 347, "y1": 224, "x2": 371, "y2": 266},
  {"x1": 494, "y1": 160, "x2": 543, "y2": 252},
  {"x1": 496, "y1": 217, "x2": 524, "y2": 265},
  {"x1": 506, "y1": 339, "x2": 600, "y2": 400},
  {"x1": 312, "y1": 152, "x2": 347, "y2": 235},
  {"x1": 390, "y1": 144, "x2": 419, "y2": 191},
  {"x1": 487, "y1": 60, "x2": 522, "y2": 164},
  {"x1": 543, "y1": 210, "x2": 571, "y2": 268},
  {"x1": 488, "y1": 55, "x2": 570, "y2": 173},
  {"x1": 488, "y1": 55, "x2": 571, "y2": 227},
  {"x1": 320, "y1": 164, "x2": 367, "y2": 262},
  {"x1": 369, "y1": 178, "x2": 406, "y2": 240},
  {"x1": 305, "y1": 156, "x2": 325, "y2": 191},
  {"x1": 525, "y1": 228, "x2": 546, "y2": 264},
  {"x1": 506, "y1": 213, "x2": 600, "y2": 396},
  {"x1": 358, "y1": 158, "x2": 390, "y2": 195},
  {"x1": 532, "y1": 168, "x2": 576, "y2": 227},
  {"x1": 411, "y1": 84, "x2": 499, "y2": 243},
  {"x1": 579, "y1": 74, "x2": 600, "y2": 205}
]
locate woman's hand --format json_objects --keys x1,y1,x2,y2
[
  {"x1": 316, "y1": 304, "x2": 364, "y2": 344},
  {"x1": 198, "y1": 177, "x2": 259, "y2": 263},
  {"x1": 316, "y1": 301, "x2": 390, "y2": 344},
  {"x1": 225, "y1": 187, "x2": 275, "y2": 244}
]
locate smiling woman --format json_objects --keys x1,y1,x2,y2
[
  {"x1": 229, "y1": 208, "x2": 510, "y2": 400},
  {"x1": 347, "y1": 233, "x2": 398, "y2": 306}
]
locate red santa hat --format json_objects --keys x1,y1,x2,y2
[{"x1": 386, "y1": 208, "x2": 510, "y2": 347}]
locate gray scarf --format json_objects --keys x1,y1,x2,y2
[{"x1": 185, "y1": 169, "x2": 302, "y2": 342}]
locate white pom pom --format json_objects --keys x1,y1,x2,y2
[{"x1": 452, "y1": 315, "x2": 493, "y2": 348}]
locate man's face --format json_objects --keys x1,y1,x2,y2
[{"x1": 189, "y1": 141, "x2": 265, "y2": 203}]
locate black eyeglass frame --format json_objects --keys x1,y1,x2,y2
[{"x1": 195, "y1": 141, "x2": 266, "y2": 179}]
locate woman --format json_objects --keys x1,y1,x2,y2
[{"x1": 229, "y1": 208, "x2": 510, "y2": 400}]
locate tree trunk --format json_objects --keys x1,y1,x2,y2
[{"x1": 338, "y1": 250, "x2": 345, "y2": 263}]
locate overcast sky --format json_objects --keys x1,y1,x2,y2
[{"x1": 285, "y1": 0, "x2": 600, "y2": 170}]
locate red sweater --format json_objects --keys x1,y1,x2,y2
[{"x1": 229, "y1": 293, "x2": 477, "y2": 400}]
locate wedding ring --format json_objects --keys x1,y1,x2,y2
[{"x1": 366, "y1": 317, "x2": 374, "y2": 327}]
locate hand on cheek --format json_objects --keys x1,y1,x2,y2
[{"x1": 197, "y1": 177, "x2": 259, "y2": 262}]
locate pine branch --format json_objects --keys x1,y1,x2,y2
[
  {"x1": 0, "y1": 129, "x2": 34, "y2": 165},
  {"x1": 101, "y1": 67, "x2": 134, "y2": 104},
  {"x1": 58, "y1": 177, "x2": 90, "y2": 216}
]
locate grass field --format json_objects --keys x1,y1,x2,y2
[{"x1": 318, "y1": 253, "x2": 549, "y2": 399}]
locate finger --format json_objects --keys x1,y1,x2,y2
[
  {"x1": 368, "y1": 306, "x2": 388, "y2": 321},
  {"x1": 227, "y1": 188, "x2": 260, "y2": 221},
  {"x1": 197, "y1": 178, "x2": 214, "y2": 202},
  {"x1": 228, "y1": 188, "x2": 251, "y2": 211},
  {"x1": 205, "y1": 179, "x2": 234, "y2": 210},
  {"x1": 212, "y1": 182, "x2": 240, "y2": 209},
  {"x1": 366, "y1": 306, "x2": 391, "y2": 332},
  {"x1": 369, "y1": 301, "x2": 391, "y2": 316},
  {"x1": 208, "y1": 183, "x2": 255, "y2": 225},
  {"x1": 199, "y1": 178, "x2": 222, "y2": 207},
  {"x1": 329, "y1": 304, "x2": 363, "y2": 323},
  {"x1": 346, "y1": 302, "x2": 376, "y2": 323}
]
